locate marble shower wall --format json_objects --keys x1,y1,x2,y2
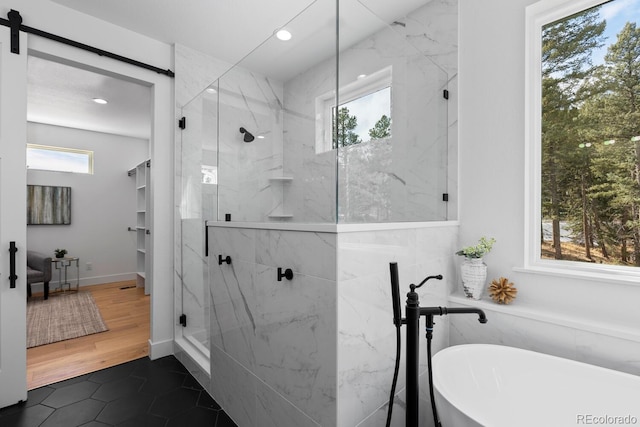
[
  {"x1": 283, "y1": 0, "x2": 457, "y2": 223},
  {"x1": 217, "y1": 71, "x2": 286, "y2": 222},
  {"x1": 206, "y1": 222, "x2": 457, "y2": 427},
  {"x1": 208, "y1": 225, "x2": 338, "y2": 427},
  {"x1": 337, "y1": 224, "x2": 458, "y2": 427},
  {"x1": 175, "y1": 44, "x2": 288, "y2": 357},
  {"x1": 176, "y1": 0, "x2": 458, "y2": 225},
  {"x1": 175, "y1": 44, "x2": 233, "y2": 355},
  {"x1": 449, "y1": 301, "x2": 640, "y2": 378}
]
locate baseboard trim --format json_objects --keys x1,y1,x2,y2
[
  {"x1": 78, "y1": 273, "x2": 136, "y2": 287},
  {"x1": 148, "y1": 338, "x2": 173, "y2": 360},
  {"x1": 28, "y1": 273, "x2": 137, "y2": 293}
]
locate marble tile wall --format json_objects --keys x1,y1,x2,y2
[
  {"x1": 178, "y1": 91, "x2": 219, "y2": 349},
  {"x1": 217, "y1": 72, "x2": 286, "y2": 222},
  {"x1": 175, "y1": 1, "x2": 461, "y2": 425},
  {"x1": 175, "y1": 44, "x2": 288, "y2": 356},
  {"x1": 175, "y1": 44, "x2": 232, "y2": 355},
  {"x1": 208, "y1": 226, "x2": 338, "y2": 426},
  {"x1": 283, "y1": 0, "x2": 457, "y2": 223},
  {"x1": 205, "y1": 222, "x2": 457, "y2": 427},
  {"x1": 177, "y1": 0, "x2": 458, "y2": 225},
  {"x1": 449, "y1": 303, "x2": 640, "y2": 377},
  {"x1": 337, "y1": 224, "x2": 458, "y2": 427}
]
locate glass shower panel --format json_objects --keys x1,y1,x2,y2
[
  {"x1": 217, "y1": 0, "x2": 338, "y2": 223},
  {"x1": 181, "y1": 0, "x2": 450, "y2": 226},
  {"x1": 337, "y1": 0, "x2": 449, "y2": 223},
  {"x1": 178, "y1": 83, "x2": 219, "y2": 354},
  {"x1": 216, "y1": 70, "x2": 286, "y2": 222}
]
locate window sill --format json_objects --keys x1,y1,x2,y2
[{"x1": 513, "y1": 265, "x2": 640, "y2": 287}]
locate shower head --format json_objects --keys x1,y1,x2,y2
[{"x1": 239, "y1": 127, "x2": 255, "y2": 143}]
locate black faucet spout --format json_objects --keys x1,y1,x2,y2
[
  {"x1": 446, "y1": 307, "x2": 488, "y2": 323},
  {"x1": 419, "y1": 306, "x2": 488, "y2": 323}
]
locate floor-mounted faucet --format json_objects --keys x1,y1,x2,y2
[{"x1": 387, "y1": 262, "x2": 488, "y2": 427}]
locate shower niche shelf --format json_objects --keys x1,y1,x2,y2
[
  {"x1": 268, "y1": 213, "x2": 294, "y2": 219},
  {"x1": 268, "y1": 175, "x2": 293, "y2": 219},
  {"x1": 268, "y1": 175, "x2": 294, "y2": 182}
]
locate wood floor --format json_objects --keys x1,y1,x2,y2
[{"x1": 26, "y1": 280, "x2": 150, "y2": 390}]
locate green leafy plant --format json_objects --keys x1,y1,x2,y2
[
  {"x1": 54, "y1": 248, "x2": 67, "y2": 258},
  {"x1": 456, "y1": 237, "x2": 496, "y2": 259}
]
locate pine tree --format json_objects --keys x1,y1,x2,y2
[
  {"x1": 541, "y1": 7, "x2": 606, "y2": 259},
  {"x1": 334, "y1": 107, "x2": 361, "y2": 149},
  {"x1": 368, "y1": 115, "x2": 391, "y2": 140},
  {"x1": 597, "y1": 22, "x2": 640, "y2": 264}
]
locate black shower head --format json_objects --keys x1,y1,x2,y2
[{"x1": 239, "y1": 127, "x2": 255, "y2": 143}]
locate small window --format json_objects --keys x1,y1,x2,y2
[
  {"x1": 27, "y1": 144, "x2": 94, "y2": 174},
  {"x1": 202, "y1": 165, "x2": 218, "y2": 185},
  {"x1": 316, "y1": 66, "x2": 392, "y2": 153}
]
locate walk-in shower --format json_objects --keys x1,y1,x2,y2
[{"x1": 176, "y1": 0, "x2": 457, "y2": 425}]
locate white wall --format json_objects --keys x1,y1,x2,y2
[
  {"x1": 27, "y1": 122, "x2": 148, "y2": 288},
  {"x1": 457, "y1": 0, "x2": 640, "y2": 375}
]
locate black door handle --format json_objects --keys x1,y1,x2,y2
[{"x1": 9, "y1": 241, "x2": 18, "y2": 288}]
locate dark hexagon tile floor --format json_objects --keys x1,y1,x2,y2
[{"x1": 0, "y1": 356, "x2": 238, "y2": 427}]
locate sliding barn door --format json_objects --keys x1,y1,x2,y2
[{"x1": 0, "y1": 29, "x2": 28, "y2": 408}]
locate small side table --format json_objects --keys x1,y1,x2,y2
[{"x1": 51, "y1": 256, "x2": 80, "y2": 293}]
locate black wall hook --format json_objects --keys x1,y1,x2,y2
[
  {"x1": 218, "y1": 255, "x2": 232, "y2": 265},
  {"x1": 277, "y1": 267, "x2": 293, "y2": 281}
]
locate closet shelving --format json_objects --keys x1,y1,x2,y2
[{"x1": 127, "y1": 159, "x2": 151, "y2": 295}]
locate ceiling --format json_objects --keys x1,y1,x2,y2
[
  {"x1": 27, "y1": 56, "x2": 152, "y2": 139},
  {"x1": 29, "y1": 0, "x2": 429, "y2": 139}
]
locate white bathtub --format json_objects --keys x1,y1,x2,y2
[{"x1": 432, "y1": 344, "x2": 640, "y2": 427}]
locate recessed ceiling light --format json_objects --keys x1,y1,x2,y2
[
  {"x1": 257, "y1": 135, "x2": 265, "y2": 139},
  {"x1": 206, "y1": 87, "x2": 217, "y2": 94},
  {"x1": 276, "y1": 29, "x2": 292, "y2": 41},
  {"x1": 92, "y1": 98, "x2": 108, "y2": 104},
  {"x1": 357, "y1": 74, "x2": 367, "y2": 80}
]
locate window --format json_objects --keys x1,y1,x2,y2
[
  {"x1": 526, "y1": 0, "x2": 640, "y2": 278},
  {"x1": 315, "y1": 66, "x2": 392, "y2": 153},
  {"x1": 27, "y1": 144, "x2": 94, "y2": 174},
  {"x1": 202, "y1": 165, "x2": 217, "y2": 185}
]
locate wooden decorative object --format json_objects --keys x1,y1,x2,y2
[{"x1": 488, "y1": 277, "x2": 517, "y2": 304}]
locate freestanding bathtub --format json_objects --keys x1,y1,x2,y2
[{"x1": 432, "y1": 344, "x2": 640, "y2": 427}]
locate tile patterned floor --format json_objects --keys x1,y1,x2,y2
[{"x1": 0, "y1": 356, "x2": 237, "y2": 427}]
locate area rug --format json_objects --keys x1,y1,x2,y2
[{"x1": 27, "y1": 291, "x2": 108, "y2": 348}]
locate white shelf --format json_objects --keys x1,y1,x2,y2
[
  {"x1": 269, "y1": 176, "x2": 293, "y2": 182},
  {"x1": 130, "y1": 159, "x2": 151, "y2": 295},
  {"x1": 448, "y1": 292, "x2": 640, "y2": 343}
]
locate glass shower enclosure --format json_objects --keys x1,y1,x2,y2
[{"x1": 177, "y1": 0, "x2": 451, "y2": 369}]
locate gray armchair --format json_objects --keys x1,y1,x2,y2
[{"x1": 27, "y1": 250, "x2": 52, "y2": 300}]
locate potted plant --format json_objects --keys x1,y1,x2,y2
[
  {"x1": 54, "y1": 248, "x2": 67, "y2": 259},
  {"x1": 456, "y1": 237, "x2": 495, "y2": 299}
]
